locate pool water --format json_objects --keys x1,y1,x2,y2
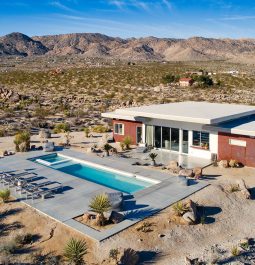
[{"x1": 32, "y1": 153, "x2": 155, "y2": 194}]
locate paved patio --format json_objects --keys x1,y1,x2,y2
[{"x1": 0, "y1": 149, "x2": 208, "y2": 241}]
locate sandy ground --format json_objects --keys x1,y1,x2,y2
[{"x1": 0, "y1": 165, "x2": 255, "y2": 264}]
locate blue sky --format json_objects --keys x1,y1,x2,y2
[{"x1": 1, "y1": 0, "x2": 255, "y2": 38}]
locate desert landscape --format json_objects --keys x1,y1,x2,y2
[{"x1": 1, "y1": 18, "x2": 255, "y2": 265}]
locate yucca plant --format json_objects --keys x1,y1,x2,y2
[
  {"x1": 64, "y1": 238, "x2": 87, "y2": 265},
  {"x1": 0, "y1": 189, "x2": 10, "y2": 203},
  {"x1": 149, "y1": 153, "x2": 158, "y2": 166},
  {"x1": 231, "y1": 245, "x2": 240, "y2": 257},
  {"x1": 103, "y1": 143, "x2": 112, "y2": 156},
  {"x1": 89, "y1": 194, "x2": 111, "y2": 226},
  {"x1": 172, "y1": 201, "x2": 189, "y2": 216}
]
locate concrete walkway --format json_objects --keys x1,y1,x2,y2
[{"x1": 0, "y1": 149, "x2": 208, "y2": 241}]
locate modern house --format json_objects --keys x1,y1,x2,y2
[
  {"x1": 102, "y1": 101, "x2": 255, "y2": 167},
  {"x1": 179, "y1": 78, "x2": 194, "y2": 87}
]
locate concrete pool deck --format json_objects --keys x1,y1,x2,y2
[{"x1": 0, "y1": 149, "x2": 209, "y2": 241}]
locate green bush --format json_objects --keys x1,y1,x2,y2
[
  {"x1": 122, "y1": 136, "x2": 132, "y2": 150},
  {"x1": 64, "y1": 238, "x2": 87, "y2": 265},
  {"x1": 0, "y1": 189, "x2": 10, "y2": 203},
  {"x1": 14, "y1": 131, "x2": 30, "y2": 152},
  {"x1": 53, "y1": 123, "x2": 70, "y2": 134},
  {"x1": 84, "y1": 127, "x2": 90, "y2": 138},
  {"x1": 92, "y1": 125, "x2": 108, "y2": 133}
]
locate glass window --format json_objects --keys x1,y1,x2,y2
[
  {"x1": 171, "y1": 128, "x2": 179, "y2": 151},
  {"x1": 192, "y1": 131, "x2": 209, "y2": 149},
  {"x1": 154, "y1": 126, "x2": 162, "y2": 148},
  {"x1": 114, "y1": 123, "x2": 124, "y2": 135},
  {"x1": 162, "y1": 127, "x2": 170, "y2": 149}
]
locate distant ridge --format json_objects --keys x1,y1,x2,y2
[{"x1": 1, "y1": 32, "x2": 255, "y2": 63}]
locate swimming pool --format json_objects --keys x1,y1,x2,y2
[{"x1": 31, "y1": 153, "x2": 158, "y2": 194}]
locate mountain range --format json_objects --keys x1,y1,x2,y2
[{"x1": 1, "y1": 32, "x2": 255, "y2": 63}]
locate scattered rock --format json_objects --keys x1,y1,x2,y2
[
  {"x1": 179, "y1": 169, "x2": 194, "y2": 178},
  {"x1": 218, "y1": 160, "x2": 229, "y2": 168},
  {"x1": 193, "y1": 167, "x2": 202, "y2": 179}
]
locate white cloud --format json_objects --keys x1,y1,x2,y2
[
  {"x1": 50, "y1": 1, "x2": 76, "y2": 12},
  {"x1": 162, "y1": 0, "x2": 172, "y2": 11}
]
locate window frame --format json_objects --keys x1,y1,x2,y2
[
  {"x1": 114, "y1": 123, "x2": 124, "y2": 135},
  {"x1": 192, "y1": 131, "x2": 210, "y2": 149}
]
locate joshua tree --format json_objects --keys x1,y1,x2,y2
[
  {"x1": 120, "y1": 248, "x2": 139, "y2": 265},
  {"x1": 89, "y1": 194, "x2": 111, "y2": 226},
  {"x1": 149, "y1": 153, "x2": 158, "y2": 166},
  {"x1": 14, "y1": 131, "x2": 30, "y2": 152},
  {"x1": 103, "y1": 143, "x2": 112, "y2": 156},
  {"x1": 64, "y1": 238, "x2": 88, "y2": 265},
  {"x1": 0, "y1": 189, "x2": 10, "y2": 203}
]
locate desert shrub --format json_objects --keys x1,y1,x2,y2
[
  {"x1": 200, "y1": 215, "x2": 206, "y2": 225},
  {"x1": 84, "y1": 127, "x2": 90, "y2": 138},
  {"x1": 172, "y1": 201, "x2": 189, "y2": 216},
  {"x1": 0, "y1": 189, "x2": 10, "y2": 203},
  {"x1": 0, "y1": 130, "x2": 6, "y2": 137},
  {"x1": 109, "y1": 248, "x2": 119, "y2": 263},
  {"x1": 14, "y1": 131, "x2": 30, "y2": 152},
  {"x1": 231, "y1": 246, "x2": 240, "y2": 256},
  {"x1": 229, "y1": 184, "x2": 240, "y2": 193},
  {"x1": 15, "y1": 233, "x2": 33, "y2": 245},
  {"x1": 122, "y1": 136, "x2": 132, "y2": 150},
  {"x1": 240, "y1": 241, "x2": 249, "y2": 250},
  {"x1": 53, "y1": 123, "x2": 70, "y2": 133},
  {"x1": 92, "y1": 125, "x2": 108, "y2": 133},
  {"x1": 136, "y1": 222, "x2": 154, "y2": 233},
  {"x1": 0, "y1": 240, "x2": 19, "y2": 254},
  {"x1": 64, "y1": 238, "x2": 87, "y2": 265}
]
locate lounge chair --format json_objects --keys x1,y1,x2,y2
[
  {"x1": 16, "y1": 180, "x2": 53, "y2": 193},
  {"x1": 105, "y1": 192, "x2": 123, "y2": 211},
  {"x1": 26, "y1": 183, "x2": 63, "y2": 200}
]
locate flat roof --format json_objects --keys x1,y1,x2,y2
[
  {"x1": 204, "y1": 115, "x2": 255, "y2": 137},
  {"x1": 102, "y1": 101, "x2": 255, "y2": 124}
]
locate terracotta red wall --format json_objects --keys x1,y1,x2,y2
[
  {"x1": 112, "y1": 119, "x2": 142, "y2": 144},
  {"x1": 218, "y1": 132, "x2": 255, "y2": 167}
]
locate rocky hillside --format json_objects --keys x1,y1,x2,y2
[{"x1": 1, "y1": 32, "x2": 255, "y2": 62}]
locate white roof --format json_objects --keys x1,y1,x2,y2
[{"x1": 102, "y1": 101, "x2": 255, "y2": 124}]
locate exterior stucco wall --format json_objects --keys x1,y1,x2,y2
[
  {"x1": 112, "y1": 119, "x2": 142, "y2": 144},
  {"x1": 218, "y1": 132, "x2": 255, "y2": 167}
]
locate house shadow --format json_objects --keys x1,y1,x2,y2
[
  {"x1": 197, "y1": 205, "x2": 222, "y2": 224},
  {"x1": 138, "y1": 250, "x2": 162, "y2": 264}
]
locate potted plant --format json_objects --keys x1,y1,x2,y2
[
  {"x1": 149, "y1": 153, "x2": 158, "y2": 166},
  {"x1": 204, "y1": 143, "x2": 209, "y2": 150}
]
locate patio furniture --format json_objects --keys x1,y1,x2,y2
[
  {"x1": 43, "y1": 141, "x2": 55, "y2": 152},
  {"x1": 26, "y1": 183, "x2": 63, "y2": 201},
  {"x1": 105, "y1": 191, "x2": 124, "y2": 211}
]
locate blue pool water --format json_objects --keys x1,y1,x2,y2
[{"x1": 32, "y1": 154, "x2": 154, "y2": 194}]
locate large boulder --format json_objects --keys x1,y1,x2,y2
[
  {"x1": 193, "y1": 167, "x2": 202, "y2": 179},
  {"x1": 179, "y1": 169, "x2": 193, "y2": 178},
  {"x1": 218, "y1": 160, "x2": 229, "y2": 168},
  {"x1": 167, "y1": 160, "x2": 181, "y2": 174}
]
